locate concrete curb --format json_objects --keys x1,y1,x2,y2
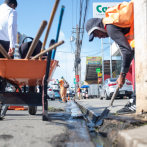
[{"x1": 75, "y1": 100, "x2": 98, "y2": 123}]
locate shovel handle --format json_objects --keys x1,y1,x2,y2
[
  {"x1": 0, "y1": 44, "x2": 11, "y2": 59},
  {"x1": 40, "y1": 0, "x2": 60, "y2": 60},
  {"x1": 43, "y1": 0, "x2": 60, "y2": 47},
  {"x1": 25, "y1": 20, "x2": 47, "y2": 59},
  {"x1": 109, "y1": 85, "x2": 119, "y2": 107},
  {"x1": 31, "y1": 40, "x2": 64, "y2": 59}
]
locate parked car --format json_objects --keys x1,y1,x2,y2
[
  {"x1": 47, "y1": 87, "x2": 55, "y2": 100},
  {"x1": 72, "y1": 90, "x2": 75, "y2": 97},
  {"x1": 66, "y1": 88, "x2": 73, "y2": 97},
  {"x1": 53, "y1": 89, "x2": 61, "y2": 99},
  {"x1": 100, "y1": 78, "x2": 133, "y2": 100},
  {"x1": 5, "y1": 86, "x2": 15, "y2": 92}
]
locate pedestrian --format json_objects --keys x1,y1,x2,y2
[
  {"x1": 85, "y1": 88, "x2": 88, "y2": 99},
  {"x1": 0, "y1": 0, "x2": 17, "y2": 91},
  {"x1": 0, "y1": 0, "x2": 17, "y2": 57},
  {"x1": 86, "y1": 0, "x2": 136, "y2": 114},
  {"x1": 77, "y1": 86, "x2": 81, "y2": 100},
  {"x1": 59, "y1": 76, "x2": 67, "y2": 103}
]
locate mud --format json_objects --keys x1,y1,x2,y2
[{"x1": 97, "y1": 115, "x2": 147, "y2": 147}]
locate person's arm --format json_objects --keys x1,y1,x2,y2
[
  {"x1": 8, "y1": 10, "x2": 17, "y2": 56},
  {"x1": 106, "y1": 24, "x2": 134, "y2": 88}
]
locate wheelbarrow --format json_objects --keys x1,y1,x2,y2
[{"x1": 0, "y1": 0, "x2": 64, "y2": 121}]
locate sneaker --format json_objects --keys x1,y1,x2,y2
[
  {"x1": 59, "y1": 99, "x2": 62, "y2": 103},
  {"x1": 117, "y1": 99, "x2": 136, "y2": 114}
]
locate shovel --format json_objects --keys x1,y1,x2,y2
[{"x1": 95, "y1": 85, "x2": 119, "y2": 126}]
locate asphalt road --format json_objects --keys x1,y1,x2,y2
[{"x1": 0, "y1": 100, "x2": 94, "y2": 147}]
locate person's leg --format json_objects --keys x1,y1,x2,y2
[
  {"x1": 64, "y1": 88, "x2": 67, "y2": 102},
  {"x1": 0, "y1": 40, "x2": 10, "y2": 91},
  {"x1": 117, "y1": 59, "x2": 136, "y2": 114},
  {"x1": 60, "y1": 87, "x2": 64, "y2": 102}
]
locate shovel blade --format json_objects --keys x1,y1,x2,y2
[{"x1": 95, "y1": 108, "x2": 110, "y2": 126}]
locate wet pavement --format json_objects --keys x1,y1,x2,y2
[
  {"x1": 75, "y1": 98, "x2": 129, "y2": 122},
  {"x1": 75, "y1": 98, "x2": 147, "y2": 147},
  {"x1": 0, "y1": 100, "x2": 95, "y2": 147}
]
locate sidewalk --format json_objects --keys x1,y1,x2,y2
[
  {"x1": 75, "y1": 98, "x2": 128, "y2": 122},
  {"x1": 0, "y1": 100, "x2": 94, "y2": 147},
  {"x1": 75, "y1": 98, "x2": 147, "y2": 147}
]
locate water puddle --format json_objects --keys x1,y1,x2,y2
[{"x1": 90, "y1": 132, "x2": 111, "y2": 147}]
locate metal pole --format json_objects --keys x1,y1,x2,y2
[
  {"x1": 109, "y1": 37, "x2": 112, "y2": 78},
  {"x1": 52, "y1": 6, "x2": 65, "y2": 60},
  {"x1": 101, "y1": 38, "x2": 104, "y2": 84},
  {"x1": 97, "y1": 73, "x2": 99, "y2": 98}
]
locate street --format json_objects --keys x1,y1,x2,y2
[{"x1": 0, "y1": 99, "x2": 94, "y2": 147}]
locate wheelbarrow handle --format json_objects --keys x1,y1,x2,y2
[
  {"x1": 31, "y1": 40, "x2": 64, "y2": 59},
  {"x1": 109, "y1": 85, "x2": 119, "y2": 107},
  {"x1": 25, "y1": 20, "x2": 47, "y2": 59},
  {"x1": 0, "y1": 44, "x2": 11, "y2": 59}
]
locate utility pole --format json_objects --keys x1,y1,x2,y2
[
  {"x1": 75, "y1": 25, "x2": 79, "y2": 99},
  {"x1": 101, "y1": 39, "x2": 104, "y2": 84},
  {"x1": 72, "y1": 25, "x2": 84, "y2": 99},
  {"x1": 134, "y1": 0, "x2": 147, "y2": 114},
  {"x1": 109, "y1": 38, "x2": 112, "y2": 78}
]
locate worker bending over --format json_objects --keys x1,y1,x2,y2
[{"x1": 86, "y1": 0, "x2": 135, "y2": 114}]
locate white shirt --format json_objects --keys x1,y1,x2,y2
[{"x1": 0, "y1": 3, "x2": 17, "y2": 48}]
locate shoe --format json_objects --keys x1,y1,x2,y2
[
  {"x1": 59, "y1": 99, "x2": 62, "y2": 103},
  {"x1": 117, "y1": 99, "x2": 136, "y2": 114}
]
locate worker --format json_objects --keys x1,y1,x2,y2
[
  {"x1": 0, "y1": 0, "x2": 17, "y2": 91},
  {"x1": 86, "y1": 0, "x2": 136, "y2": 114},
  {"x1": 85, "y1": 88, "x2": 88, "y2": 99},
  {"x1": 77, "y1": 86, "x2": 81, "y2": 100},
  {"x1": 59, "y1": 76, "x2": 67, "y2": 103}
]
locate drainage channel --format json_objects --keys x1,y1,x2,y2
[
  {"x1": 84, "y1": 115, "x2": 112, "y2": 147},
  {"x1": 74, "y1": 100, "x2": 112, "y2": 147}
]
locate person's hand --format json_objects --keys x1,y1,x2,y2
[
  {"x1": 117, "y1": 75, "x2": 126, "y2": 88},
  {"x1": 8, "y1": 48, "x2": 15, "y2": 56}
]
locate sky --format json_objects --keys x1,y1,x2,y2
[{"x1": 0, "y1": 0, "x2": 130, "y2": 87}]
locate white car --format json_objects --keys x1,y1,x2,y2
[
  {"x1": 47, "y1": 87, "x2": 55, "y2": 100},
  {"x1": 100, "y1": 78, "x2": 133, "y2": 100}
]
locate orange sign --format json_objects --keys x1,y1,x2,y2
[
  {"x1": 76, "y1": 75, "x2": 79, "y2": 82},
  {"x1": 98, "y1": 78, "x2": 102, "y2": 83}
]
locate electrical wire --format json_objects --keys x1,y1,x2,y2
[
  {"x1": 56, "y1": 51, "x2": 74, "y2": 54},
  {"x1": 76, "y1": 0, "x2": 78, "y2": 25},
  {"x1": 81, "y1": 46, "x2": 109, "y2": 57},
  {"x1": 81, "y1": 46, "x2": 108, "y2": 53},
  {"x1": 72, "y1": 0, "x2": 73, "y2": 28},
  {"x1": 81, "y1": 0, "x2": 89, "y2": 42}
]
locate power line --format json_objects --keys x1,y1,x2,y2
[
  {"x1": 56, "y1": 51, "x2": 74, "y2": 54},
  {"x1": 81, "y1": 46, "x2": 109, "y2": 57},
  {"x1": 81, "y1": 46, "x2": 108, "y2": 53},
  {"x1": 72, "y1": 0, "x2": 73, "y2": 28},
  {"x1": 81, "y1": 0, "x2": 89, "y2": 42}
]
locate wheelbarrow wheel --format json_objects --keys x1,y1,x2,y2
[
  {"x1": 28, "y1": 106, "x2": 37, "y2": 115},
  {"x1": 28, "y1": 86, "x2": 37, "y2": 115}
]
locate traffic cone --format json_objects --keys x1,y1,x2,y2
[
  {"x1": 8, "y1": 106, "x2": 28, "y2": 110},
  {"x1": 68, "y1": 95, "x2": 70, "y2": 100},
  {"x1": 8, "y1": 86, "x2": 28, "y2": 110}
]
